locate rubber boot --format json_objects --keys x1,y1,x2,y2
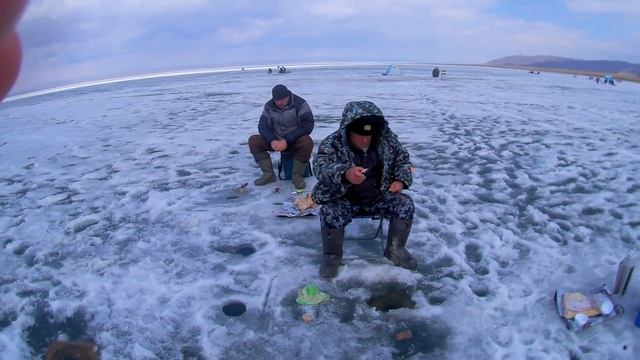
[
  {"x1": 320, "y1": 225, "x2": 344, "y2": 278},
  {"x1": 254, "y1": 156, "x2": 276, "y2": 186},
  {"x1": 384, "y1": 218, "x2": 418, "y2": 270},
  {"x1": 292, "y1": 159, "x2": 308, "y2": 190}
]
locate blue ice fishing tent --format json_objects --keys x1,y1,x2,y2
[
  {"x1": 603, "y1": 75, "x2": 615, "y2": 85},
  {"x1": 382, "y1": 64, "x2": 401, "y2": 76}
]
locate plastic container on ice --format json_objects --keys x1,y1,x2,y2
[
  {"x1": 554, "y1": 284, "x2": 623, "y2": 331},
  {"x1": 613, "y1": 249, "x2": 638, "y2": 296}
]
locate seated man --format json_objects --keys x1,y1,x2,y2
[
  {"x1": 312, "y1": 101, "x2": 417, "y2": 278},
  {"x1": 248, "y1": 84, "x2": 314, "y2": 189}
]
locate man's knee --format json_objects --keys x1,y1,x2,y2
[
  {"x1": 397, "y1": 193, "x2": 414, "y2": 210},
  {"x1": 297, "y1": 135, "x2": 313, "y2": 150},
  {"x1": 248, "y1": 135, "x2": 268, "y2": 155},
  {"x1": 320, "y1": 203, "x2": 352, "y2": 228},
  {"x1": 390, "y1": 193, "x2": 414, "y2": 219},
  {"x1": 294, "y1": 135, "x2": 313, "y2": 161}
]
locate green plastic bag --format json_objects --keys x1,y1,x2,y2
[{"x1": 296, "y1": 284, "x2": 330, "y2": 305}]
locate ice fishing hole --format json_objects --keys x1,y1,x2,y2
[
  {"x1": 235, "y1": 245, "x2": 256, "y2": 256},
  {"x1": 222, "y1": 301, "x2": 246, "y2": 317},
  {"x1": 214, "y1": 244, "x2": 256, "y2": 256},
  {"x1": 366, "y1": 289, "x2": 416, "y2": 312},
  {"x1": 427, "y1": 295, "x2": 446, "y2": 306}
]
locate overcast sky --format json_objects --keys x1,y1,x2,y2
[{"x1": 11, "y1": 0, "x2": 640, "y2": 95}]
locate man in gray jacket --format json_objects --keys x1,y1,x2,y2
[
  {"x1": 248, "y1": 84, "x2": 314, "y2": 189},
  {"x1": 312, "y1": 101, "x2": 417, "y2": 278}
]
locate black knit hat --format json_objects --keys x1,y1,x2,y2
[
  {"x1": 272, "y1": 84, "x2": 290, "y2": 100},
  {"x1": 347, "y1": 116, "x2": 381, "y2": 136}
]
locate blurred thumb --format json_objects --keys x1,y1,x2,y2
[{"x1": 0, "y1": 31, "x2": 22, "y2": 101}]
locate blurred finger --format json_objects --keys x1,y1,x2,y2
[
  {"x1": 0, "y1": 0, "x2": 27, "y2": 36},
  {"x1": 0, "y1": 31, "x2": 22, "y2": 101}
]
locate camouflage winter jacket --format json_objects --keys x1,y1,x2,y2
[{"x1": 312, "y1": 101, "x2": 413, "y2": 204}]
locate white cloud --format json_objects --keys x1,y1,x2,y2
[
  {"x1": 24, "y1": 0, "x2": 211, "y2": 20},
  {"x1": 303, "y1": 0, "x2": 497, "y2": 20},
  {"x1": 306, "y1": 0, "x2": 359, "y2": 18},
  {"x1": 566, "y1": 0, "x2": 640, "y2": 17},
  {"x1": 216, "y1": 18, "x2": 280, "y2": 44}
]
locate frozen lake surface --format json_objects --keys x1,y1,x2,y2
[{"x1": 1, "y1": 64, "x2": 639, "y2": 359}]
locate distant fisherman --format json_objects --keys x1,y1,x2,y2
[{"x1": 248, "y1": 84, "x2": 314, "y2": 189}]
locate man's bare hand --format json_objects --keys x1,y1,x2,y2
[
  {"x1": 389, "y1": 181, "x2": 404, "y2": 193},
  {"x1": 270, "y1": 139, "x2": 287, "y2": 152},
  {"x1": 345, "y1": 166, "x2": 367, "y2": 184}
]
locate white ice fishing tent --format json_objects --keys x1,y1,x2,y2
[{"x1": 382, "y1": 64, "x2": 401, "y2": 76}]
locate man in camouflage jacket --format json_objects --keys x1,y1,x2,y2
[{"x1": 312, "y1": 101, "x2": 417, "y2": 278}]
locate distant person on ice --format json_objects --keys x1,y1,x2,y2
[
  {"x1": 312, "y1": 101, "x2": 417, "y2": 278},
  {"x1": 248, "y1": 84, "x2": 314, "y2": 189}
]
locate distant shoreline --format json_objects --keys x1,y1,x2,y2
[
  {"x1": 6, "y1": 62, "x2": 638, "y2": 102},
  {"x1": 475, "y1": 64, "x2": 640, "y2": 84}
]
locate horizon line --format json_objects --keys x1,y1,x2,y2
[{"x1": 4, "y1": 61, "x2": 479, "y2": 102}]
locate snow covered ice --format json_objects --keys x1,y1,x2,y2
[{"x1": 1, "y1": 64, "x2": 639, "y2": 359}]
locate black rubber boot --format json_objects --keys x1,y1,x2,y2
[
  {"x1": 291, "y1": 159, "x2": 308, "y2": 190},
  {"x1": 384, "y1": 218, "x2": 417, "y2": 270},
  {"x1": 253, "y1": 155, "x2": 276, "y2": 186},
  {"x1": 320, "y1": 225, "x2": 344, "y2": 278}
]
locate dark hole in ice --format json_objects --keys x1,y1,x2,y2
[
  {"x1": 427, "y1": 295, "x2": 446, "y2": 306},
  {"x1": 366, "y1": 289, "x2": 416, "y2": 312},
  {"x1": 13, "y1": 244, "x2": 29, "y2": 255},
  {"x1": 215, "y1": 244, "x2": 256, "y2": 256},
  {"x1": 235, "y1": 245, "x2": 256, "y2": 256},
  {"x1": 225, "y1": 195, "x2": 240, "y2": 200},
  {"x1": 222, "y1": 301, "x2": 246, "y2": 317},
  {"x1": 26, "y1": 303, "x2": 94, "y2": 356}
]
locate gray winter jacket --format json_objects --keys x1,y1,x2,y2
[
  {"x1": 312, "y1": 101, "x2": 413, "y2": 204},
  {"x1": 258, "y1": 94, "x2": 314, "y2": 145}
]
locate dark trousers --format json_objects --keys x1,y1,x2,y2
[
  {"x1": 248, "y1": 134, "x2": 313, "y2": 162},
  {"x1": 320, "y1": 192, "x2": 414, "y2": 229}
]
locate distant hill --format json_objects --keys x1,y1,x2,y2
[{"x1": 486, "y1": 55, "x2": 640, "y2": 82}]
